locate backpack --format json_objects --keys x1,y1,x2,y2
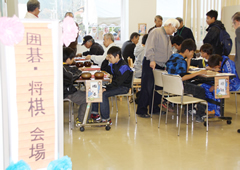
[{"x1": 214, "y1": 25, "x2": 232, "y2": 56}]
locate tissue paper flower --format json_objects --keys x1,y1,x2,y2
[
  {"x1": 62, "y1": 16, "x2": 78, "y2": 47},
  {"x1": 6, "y1": 160, "x2": 31, "y2": 170},
  {"x1": 47, "y1": 156, "x2": 72, "y2": 170},
  {"x1": 0, "y1": 15, "x2": 24, "y2": 46}
]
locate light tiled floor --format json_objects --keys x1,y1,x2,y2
[{"x1": 64, "y1": 94, "x2": 240, "y2": 170}]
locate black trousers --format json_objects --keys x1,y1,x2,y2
[
  {"x1": 136, "y1": 57, "x2": 164, "y2": 115},
  {"x1": 183, "y1": 81, "x2": 206, "y2": 117}
]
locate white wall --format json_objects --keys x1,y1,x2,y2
[
  {"x1": 128, "y1": 0, "x2": 156, "y2": 39},
  {"x1": 7, "y1": 0, "x2": 18, "y2": 17}
]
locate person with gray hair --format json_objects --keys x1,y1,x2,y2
[
  {"x1": 85, "y1": 33, "x2": 117, "y2": 66},
  {"x1": 148, "y1": 15, "x2": 163, "y2": 33},
  {"x1": 136, "y1": 18, "x2": 180, "y2": 118},
  {"x1": 24, "y1": 0, "x2": 40, "y2": 18},
  {"x1": 174, "y1": 17, "x2": 195, "y2": 42},
  {"x1": 232, "y1": 12, "x2": 240, "y2": 78}
]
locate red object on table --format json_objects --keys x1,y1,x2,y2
[{"x1": 75, "y1": 58, "x2": 86, "y2": 61}]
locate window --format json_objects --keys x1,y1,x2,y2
[
  {"x1": 183, "y1": 0, "x2": 222, "y2": 45},
  {"x1": 18, "y1": 0, "x2": 122, "y2": 44},
  {"x1": 156, "y1": 0, "x2": 183, "y2": 22}
]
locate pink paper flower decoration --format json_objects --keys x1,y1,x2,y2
[
  {"x1": 62, "y1": 16, "x2": 78, "y2": 47},
  {"x1": 0, "y1": 15, "x2": 24, "y2": 46}
]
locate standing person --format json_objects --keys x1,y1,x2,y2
[
  {"x1": 174, "y1": 17, "x2": 195, "y2": 42},
  {"x1": 134, "y1": 34, "x2": 148, "y2": 78},
  {"x1": 80, "y1": 35, "x2": 104, "y2": 57},
  {"x1": 232, "y1": 12, "x2": 240, "y2": 78},
  {"x1": 136, "y1": 18, "x2": 180, "y2": 118},
  {"x1": 203, "y1": 10, "x2": 226, "y2": 55},
  {"x1": 24, "y1": 0, "x2": 40, "y2": 18},
  {"x1": 148, "y1": 15, "x2": 163, "y2": 33},
  {"x1": 62, "y1": 12, "x2": 79, "y2": 54},
  {"x1": 121, "y1": 32, "x2": 140, "y2": 63}
]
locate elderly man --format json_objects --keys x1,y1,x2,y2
[
  {"x1": 24, "y1": 0, "x2": 40, "y2": 18},
  {"x1": 80, "y1": 35, "x2": 104, "y2": 57},
  {"x1": 121, "y1": 32, "x2": 140, "y2": 63},
  {"x1": 85, "y1": 33, "x2": 116, "y2": 66},
  {"x1": 174, "y1": 17, "x2": 195, "y2": 42},
  {"x1": 136, "y1": 18, "x2": 180, "y2": 118},
  {"x1": 148, "y1": 15, "x2": 163, "y2": 33}
]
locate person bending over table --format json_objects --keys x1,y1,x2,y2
[
  {"x1": 91, "y1": 46, "x2": 133, "y2": 125},
  {"x1": 136, "y1": 18, "x2": 180, "y2": 118},
  {"x1": 166, "y1": 39, "x2": 207, "y2": 122},
  {"x1": 63, "y1": 47, "x2": 87, "y2": 125},
  {"x1": 191, "y1": 43, "x2": 213, "y2": 68},
  {"x1": 171, "y1": 35, "x2": 184, "y2": 54},
  {"x1": 201, "y1": 54, "x2": 240, "y2": 116}
]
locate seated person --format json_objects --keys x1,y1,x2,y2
[
  {"x1": 166, "y1": 39, "x2": 207, "y2": 122},
  {"x1": 171, "y1": 35, "x2": 184, "y2": 54},
  {"x1": 122, "y1": 32, "x2": 140, "y2": 63},
  {"x1": 85, "y1": 33, "x2": 116, "y2": 66},
  {"x1": 80, "y1": 35, "x2": 104, "y2": 57},
  {"x1": 191, "y1": 43, "x2": 213, "y2": 68},
  {"x1": 91, "y1": 46, "x2": 133, "y2": 124},
  {"x1": 63, "y1": 47, "x2": 87, "y2": 125},
  {"x1": 201, "y1": 54, "x2": 240, "y2": 116},
  {"x1": 134, "y1": 34, "x2": 148, "y2": 78}
]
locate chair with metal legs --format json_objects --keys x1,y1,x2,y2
[
  {"x1": 231, "y1": 90, "x2": 240, "y2": 114},
  {"x1": 158, "y1": 73, "x2": 209, "y2": 136},
  {"x1": 114, "y1": 72, "x2": 137, "y2": 123},
  {"x1": 151, "y1": 69, "x2": 168, "y2": 118},
  {"x1": 64, "y1": 98, "x2": 74, "y2": 129}
]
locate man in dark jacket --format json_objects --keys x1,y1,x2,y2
[
  {"x1": 63, "y1": 47, "x2": 87, "y2": 125},
  {"x1": 174, "y1": 17, "x2": 195, "y2": 42},
  {"x1": 81, "y1": 35, "x2": 104, "y2": 56},
  {"x1": 203, "y1": 10, "x2": 225, "y2": 55},
  {"x1": 121, "y1": 32, "x2": 140, "y2": 63},
  {"x1": 91, "y1": 46, "x2": 133, "y2": 124},
  {"x1": 148, "y1": 15, "x2": 163, "y2": 34}
]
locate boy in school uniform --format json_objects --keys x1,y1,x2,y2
[
  {"x1": 191, "y1": 43, "x2": 213, "y2": 68},
  {"x1": 91, "y1": 46, "x2": 133, "y2": 124},
  {"x1": 166, "y1": 39, "x2": 207, "y2": 122},
  {"x1": 201, "y1": 54, "x2": 240, "y2": 116},
  {"x1": 63, "y1": 47, "x2": 87, "y2": 125},
  {"x1": 171, "y1": 35, "x2": 184, "y2": 54}
]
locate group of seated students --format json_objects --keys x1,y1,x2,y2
[
  {"x1": 63, "y1": 46, "x2": 133, "y2": 125},
  {"x1": 166, "y1": 38, "x2": 240, "y2": 121}
]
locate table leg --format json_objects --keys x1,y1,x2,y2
[{"x1": 220, "y1": 99, "x2": 224, "y2": 117}]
